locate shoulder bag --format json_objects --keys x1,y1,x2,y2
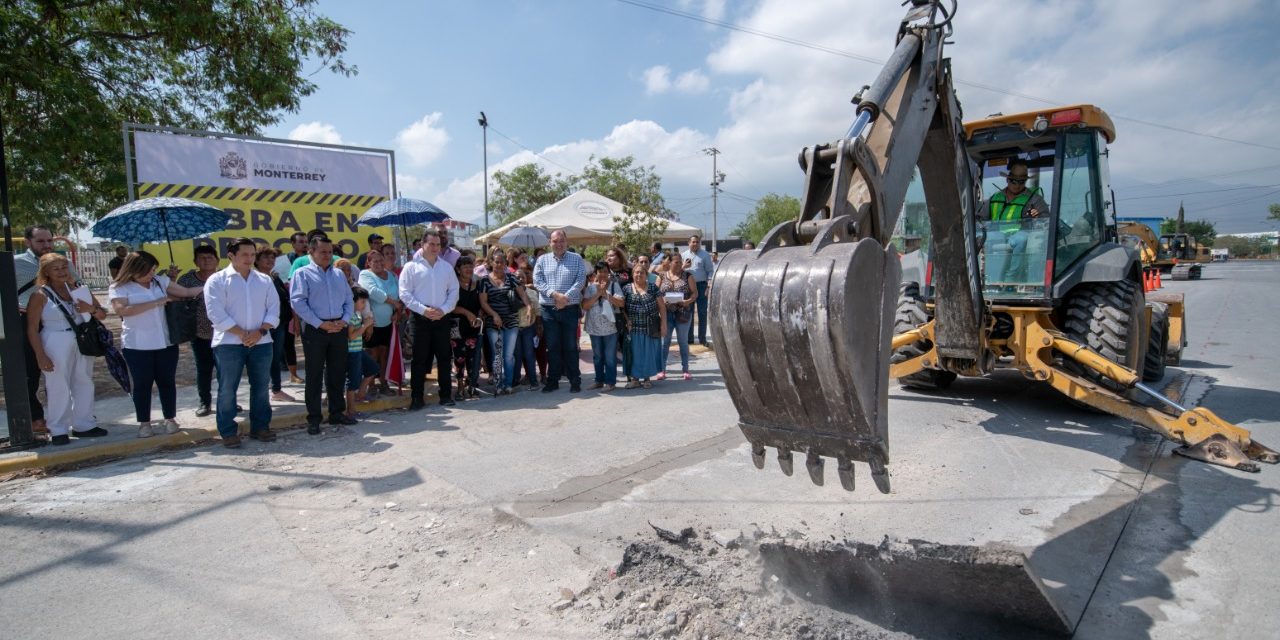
[{"x1": 43, "y1": 286, "x2": 108, "y2": 357}]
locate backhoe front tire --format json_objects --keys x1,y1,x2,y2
[
  {"x1": 1061, "y1": 279, "x2": 1147, "y2": 396},
  {"x1": 891, "y1": 283, "x2": 957, "y2": 391}
]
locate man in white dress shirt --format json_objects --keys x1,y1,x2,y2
[
  {"x1": 399, "y1": 232, "x2": 459, "y2": 410},
  {"x1": 205, "y1": 237, "x2": 281, "y2": 448}
]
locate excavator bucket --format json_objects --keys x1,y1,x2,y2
[{"x1": 710, "y1": 220, "x2": 900, "y2": 493}]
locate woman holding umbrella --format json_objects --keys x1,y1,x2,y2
[{"x1": 110, "y1": 251, "x2": 205, "y2": 438}]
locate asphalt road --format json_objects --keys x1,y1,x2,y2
[{"x1": 0, "y1": 260, "x2": 1276, "y2": 639}]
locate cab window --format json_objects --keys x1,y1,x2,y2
[{"x1": 1054, "y1": 131, "x2": 1105, "y2": 275}]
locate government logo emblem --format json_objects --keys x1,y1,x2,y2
[{"x1": 218, "y1": 152, "x2": 248, "y2": 180}]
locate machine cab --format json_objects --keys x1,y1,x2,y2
[
  {"x1": 897, "y1": 105, "x2": 1121, "y2": 305},
  {"x1": 966, "y1": 105, "x2": 1118, "y2": 303}
]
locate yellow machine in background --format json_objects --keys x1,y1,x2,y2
[{"x1": 1161, "y1": 232, "x2": 1211, "y2": 280}]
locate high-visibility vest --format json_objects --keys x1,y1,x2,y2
[{"x1": 989, "y1": 187, "x2": 1043, "y2": 220}]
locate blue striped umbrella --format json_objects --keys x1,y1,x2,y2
[
  {"x1": 357, "y1": 197, "x2": 451, "y2": 266},
  {"x1": 357, "y1": 197, "x2": 450, "y2": 228},
  {"x1": 91, "y1": 197, "x2": 230, "y2": 264}
]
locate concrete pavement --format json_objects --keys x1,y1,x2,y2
[{"x1": 0, "y1": 263, "x2": 1276, "y2": 638}]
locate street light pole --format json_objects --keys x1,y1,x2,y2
[
  {"x1": 478, "y1": 111, "x2": 489, "y2": 255},
  {"x1": 703, "y1": 147, "x2": 723, "y2": 253}
]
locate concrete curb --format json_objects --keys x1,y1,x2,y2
[
  {"x1": 0, "y1": 395, "x2": 414, "y2": 475},
  {"x1": 1, "y1": 344, "x2": 718, "y2": 476}
]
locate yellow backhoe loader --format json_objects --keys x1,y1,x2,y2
[{"x1": 710, "y1": 0, "x2": 1276, "y2": 496}]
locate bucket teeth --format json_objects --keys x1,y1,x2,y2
[
  {"x1": 837, "y1": 459, "x2": 855, "y2": 492},
  {"x1": 751, "y1": 444, "x2": 767, "y2": 470},
  {"x1": 869, "y1": 456, "x2": 891, "y2": 494},
  {"x1": 806, "y1": 451, "x2": 825, "y2": 486},
  {"x1": 778, "y1": 448, "x2": 795, "y2": 476}
]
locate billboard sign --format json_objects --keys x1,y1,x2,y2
[{"x1": 125, "y1": 127, "x2": 395, "y2": 267}]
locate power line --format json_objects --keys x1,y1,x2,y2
[
  {"x1": 1194, "y1": 187, "x2": 1280, "y2": 214},
  {"x1": 486, "y1": 125, "x2": 578, "y2": 173},
  {"x1": 1115, "y1": 162, "x2": 1280, "y2": 192},
  {"x1": 615, "y1": 0, "x2": 1280, "y2": 153},
  {"x1": 1117, "y1": 183, "x2": 1280, "y2": 202}
]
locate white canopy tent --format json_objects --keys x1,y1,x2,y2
[{"x1": 474, "y1": 189, "x2": 702, "y2": 247}]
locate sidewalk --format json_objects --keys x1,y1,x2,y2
[
  {"x1": 0, "y1": 376, "x2": 413, "y2": 475},
  {"x1": 0, "y1": 339, "x2": 713, "y2": 475}
]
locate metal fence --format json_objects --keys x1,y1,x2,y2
[{"x1": 77, "y1": 249, "x2": 115, "y2": 290}]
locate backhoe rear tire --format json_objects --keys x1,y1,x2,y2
[
  {"x1": 892, "y1": 283, "x2": 957, "y2": 391},
  {"x1": 1061, "y1": 279, "x2": 1147, "y2": 397},
  {"x1": 1142, "y1": 302, "x2": 1169, "y2": 382}
]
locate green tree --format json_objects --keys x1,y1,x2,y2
[
  {"x1": 576, "y1": 155, "x2": 672, "y2": 220},
  {"x1": 1, "y1": 0, "x2": 354, "y2": 231},
  {"x1": 1213, "y1": 235, "x2": 1257, "y2": 258},
  {"x1": 1268, "y1": 203, "x2": 1280, "y2": 223},
  {"x1": 1160, "y1": 218, "x2": 1217, "y2": 245},
  {"x1": 488, "y1": 163, "x2": 572, "y2": 227},
  {"x1": 611, "y1": 204, "x2": 670, "y2": 259},
  {"x1": 732, "y1": 193, "x2": 800, "y2": 245}
]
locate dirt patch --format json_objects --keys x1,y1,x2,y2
[{"x1": 567, "y1": 530, "x2": 905, "y2": 639}]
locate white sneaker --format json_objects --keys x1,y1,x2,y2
[
  {"x1": 137, "y1": 423, "x2": 154, "y2": 438},
  {"x1": 162, "y1": 419, "x2": 180, "y2": 434}
]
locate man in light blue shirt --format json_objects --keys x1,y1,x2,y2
[
  {"x1": 533, "y1": 229, "x2": 587, "y2": 393},
  {"x1": 680, "y1": 235, "x2": 714, "y2": 345},
  {"x1": 290, "y1": 234, "x2": 355, "y2": 433},
  {"x1": 205, "y1": 238, "x2": 280, "y2": 447}
]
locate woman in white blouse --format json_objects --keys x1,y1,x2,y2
[
  {"x1": 25, "y1": 253, "x2": 109, "y2": 445},
  {"x1": 108, "y1": 251, "x2": 204, "y2": 438}
]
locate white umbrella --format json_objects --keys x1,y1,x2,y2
[{"x1": 498, "y1": 226, "x2": 551, "y2": 249}]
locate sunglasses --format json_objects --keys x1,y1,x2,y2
[{"x1": 1008, "y1": 177, "x2": 1027, "y2": 184}]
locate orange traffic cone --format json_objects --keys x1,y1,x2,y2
[
  {"x1": 1154, "y1": 268, "x2": 1162, "y2": 289},
  {"x1": 1143, "y1": 269, "x2": 1152, "y2": 292}
]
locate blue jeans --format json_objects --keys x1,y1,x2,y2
[
  {"x1": 687, "y1": 281, "x2": 709, "y2": 344},
  {"x1": 486, "y1": 325, "x2": 520, "y2": 389},
  {"x1": 515, "y1": 325, "x2": 539, "y2": 386},
  {"x1": 270, "y1": 324, "x2": 288, "y2": 392},
  {"x1": 663, "y1": 313, "x2": 692, "y2": 372},
  {"x1": 540, "y1": 305, "x2": 582, "y2": 387},
  {"x1": 590, "y1": 333, "x2": 618, "y2": 385},
  {"x1": 213, "y1": 343, "x2": 273, "y2": 438}
]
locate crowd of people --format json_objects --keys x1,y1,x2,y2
[{"x1": 16, "y1": 223, "x2": 722, "y2": 448}]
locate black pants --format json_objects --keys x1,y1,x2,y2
[
  {"x1": 19, "y1": 312, "x2": 44, "y2": 422},
  {"x1": 191, "y1": 337, "x2": 215, "y2": 406},
  {"x1": 411, "y1": 315, "x2": 452, "y2": 402},
  {"x1": 302, "y1": 324, "x2": 348, "y2": 425}
]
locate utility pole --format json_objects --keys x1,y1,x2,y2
[
  {"x1": 703, "y1": 147, "x2": 724, "y2": 253},
  {"x1": 478, "y1": 111, "x2": 489, "y2": 255}
]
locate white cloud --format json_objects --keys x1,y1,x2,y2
[
  {"x1": 674, "y1": 69, "x2": 710, "y2": 93},
  {"x1": 393, "y1": 173, "x2": 436, "y2": 200},
  {"x1": 395, "y1": 112, "x2": 451, "y2": 167},
  {"x1": 643, "y1": 65, "x2": 710, "y2": 95},
  {"x1": 288, "y1": 122, "x2": 344, "y2": 145},
  {"x1": 643, "y1": 65, "x2": 672, "y2": 94}
]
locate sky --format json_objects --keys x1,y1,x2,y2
[{"x1": 265, "y1": 0, "x2": 1280, "y2": 235}]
